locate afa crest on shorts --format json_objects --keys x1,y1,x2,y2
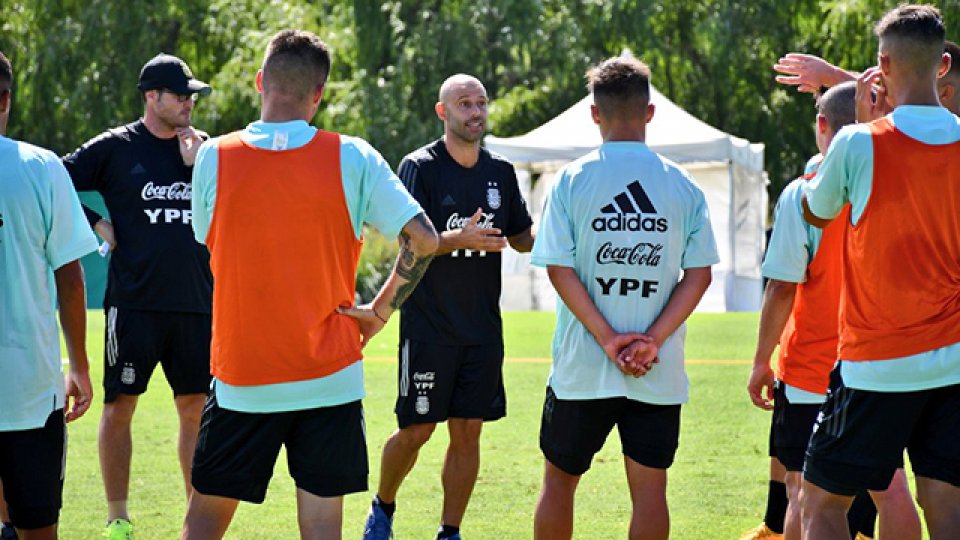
[{"x1": 486, "y1": 180, "x2": 501, "y2": 210}]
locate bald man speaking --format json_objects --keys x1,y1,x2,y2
[{"x1": 362, "y1": 74, "x2": 534, "y2": 540}]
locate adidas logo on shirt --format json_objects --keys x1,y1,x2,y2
[{"x1": 592, "y1": 181, "x2": 668, "y2": 232}]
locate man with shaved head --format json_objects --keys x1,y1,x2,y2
[
  {"x1": 362, "y1": 74, "x2": 534, "y2": 540},
  {"x1": 800, "y1": 4, "x2": 960, "y2": 538}
]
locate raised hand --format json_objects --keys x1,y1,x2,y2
[
  {"x1": 856, "y1": 67, "x2": 891, "y2": 123},
  {"x1": 458, "y1": 207, "x2": 508, "y2": 252},
  {"x1": 176, "y1": 126, "x2": 204, "y2": 166}
]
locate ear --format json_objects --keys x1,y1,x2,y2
[
  {"x1": 878, "y1": 52, "x2": 892, "y2": 75},
  {"x1": 816, "y1": 113, "x2": 829, "y2": 135},
  {"x1": 255, "y1": 70, "x2": 264, "y2": 94},
  {"x1": 434, "y1": 101, "x2": 446, "y2": 122},
  {"x1": 590, "y1": 103, "x2": 601, "y2": 125},
  {"x1": 0, "y1": 90, "x2": 10, "y2": 115},
  {"x1": 645, "y1": 103, "x2": 655, "y2": 124},
  {"x1": 938, "y1": 51, "x2": 952, "y2": 79}
]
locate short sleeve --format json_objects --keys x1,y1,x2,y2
[
  {"x1": 502, "y1": 166, "x2": 533, "y2": 237},
  {"x1": 43, "y1": 155, "x2": 99, "y2": 269},
  {"x1": 762, "y1": 180, "x2": 811, "y2": 283},
  {"x1": 680, "y1": 185, "x2": 720, "y2": 269},
  {"x1": 530, "y1": 171, "x2": 576, "y2": 268},
  {"x1": 191, "y1": 139, "x2": 219, "y2": 244},
  {"x1": 342, "y1": 137, "x2": 422, "y2": 239},
  {"x1": 804, "y1": 124, "x2": 877, "y2": 223}
]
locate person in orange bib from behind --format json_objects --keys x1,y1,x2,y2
[
  {"x1": 801, "y1": 4, "x2": 960, "y2": 539},
  {"x1": 180, "y1": 30, "x2": 438, "y2": 540},
  {"x1": 748, "y1": 82, "x2": 919, "y2": 540}
]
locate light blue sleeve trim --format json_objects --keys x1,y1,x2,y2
[
  {"x1": 762, "y1": 180, "x2": 809, "y2": 283},
  {"x1": 191, "y1": 139, "x2": 219, "y2": 244},
  {"x1": 341, "y1": 137, "x2": 422, "y2": 239}
]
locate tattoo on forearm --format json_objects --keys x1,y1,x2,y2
[{"x1": 391, "y1": 214, "x2": 435, "y2": 309}]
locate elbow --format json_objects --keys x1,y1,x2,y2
[{"x1": 419, "y1": 229, "x2": 439, "y2": 256}]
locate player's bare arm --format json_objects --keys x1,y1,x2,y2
[
  {"x1": 546, "y1": 265, "x2": 651, "y2": 376},
  {"x1": 339, "y1": 212, "x2": 438, "y2": 346},
  {"x1": 800, "y1": 194, "x2": 833, "y2": 229},
  {"x1": 748, "y1": 279, "x2": 797, "y2": 411},
  {"x1": 507, "y1": 226, "x2": 534, "y2": 253},
  {"x1": 435, "y1": 207, "x2": 507, "y2": 255},
  {"x1": 774, "y1": 53, "x2": 858, "y2": 93},
  {"x1": 54, "y1": 260, "x2": 93, "y2": 422}
]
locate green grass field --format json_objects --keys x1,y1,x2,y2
[{"x1": 52, "y1": 312, "x2": 797, "y2": 538}]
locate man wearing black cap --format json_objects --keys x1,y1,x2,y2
[{"x1": 62, "y1": 53, "x2": 213, "y2": 540}]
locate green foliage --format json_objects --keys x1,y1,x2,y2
[{"x1": 6, "y1": 0, "x2": 960, "y2": 293}]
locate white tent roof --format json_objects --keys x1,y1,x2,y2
[{"x1": 485, "y1": 86, "x2": 764, "y2": 172}]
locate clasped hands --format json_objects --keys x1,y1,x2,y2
[{"x1": 602, "y1": 332, "x2": 660, "y2": 378}]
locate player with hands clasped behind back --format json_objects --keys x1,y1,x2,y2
[{"x1": 531, "y1": 56, "x2": 718, "y2": 540}]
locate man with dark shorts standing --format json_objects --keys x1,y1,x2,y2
[
  {"x1": 363, "y1": 74, "x2": 534, "y2": 540},
  {"x1": 62, "y1": 53, "x2": 213, "y2": 539},
  {"x1": 531, "y1": 56, "x2": 717, "y2": 540},
  {"x1": 0, "y1": 50, "x2": 98, "y2": 539},
  {"x1": 801, "y1": 5, "x2": 960, "y2": 538},
  {"x1": 182, "y1": 29, "x2": 437, "y2": 540}
]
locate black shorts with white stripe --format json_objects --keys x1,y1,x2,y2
[
  {"x1": 804, "y1": 364, "x2": 960, "y2": 496},
  {"x1": 102, "y1": 307, "x2": 211, "y2": 402}
]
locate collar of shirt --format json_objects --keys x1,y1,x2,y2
[{"x1": 242, "y1": 120, "x2": 318, "y2": 150}]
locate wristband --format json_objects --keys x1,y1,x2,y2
[{"x1": 373, "y1": 307, "x2": 388, "y2": 324}]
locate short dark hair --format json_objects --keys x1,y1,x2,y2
[
  {"x1": 262, "y1": 30, "x2": 331, "y2": 101},
  {"x1": 944, "y1": 40, "x2": 960, "y2": 79},
  {"x1": 586, "y1": 57, "x2": 651, "y2": 117},
  {"x1": 0, "y1": 51, "x2": 11, "y2": 93},
  {"x1": 817, "y1": 81, "x2": 857, "y2": 133},
  {"x1": 875, "y1": 4, "x2": 945, "y2": 76}
]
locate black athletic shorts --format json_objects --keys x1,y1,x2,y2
[
  {"x1": 103, "y1": 306, "x2": 211, "y2": 402},
  {"x1": 191, "y1": 392, "x2": 368, "y2": 503},
  {"x1": 0, "y1": 410, "x2": 65, "y2": 529},
  {"x1": 769, "y1": 380, "x2": 823, "y2": 472},
  {"x1": 395, "y1": 338, "x2": 505, "y2": 428},
  {"x1": 539, "y1": 386, "x2": 681, "y2": 476},
  {"x1": 804, "y1": 365, "x2": 960, "y2": 496}
]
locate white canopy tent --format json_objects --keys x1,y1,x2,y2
[{"x1": 486, "y1": 86, "x2": 767, "y2": 312}]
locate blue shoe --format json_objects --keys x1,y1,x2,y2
[{"x1": 362, "y1": 503, "x2": 393, "y2": 540}]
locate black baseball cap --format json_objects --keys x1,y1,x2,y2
[{"x1": 137, "y1": 53, "x2": 211, "y2": 96}]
